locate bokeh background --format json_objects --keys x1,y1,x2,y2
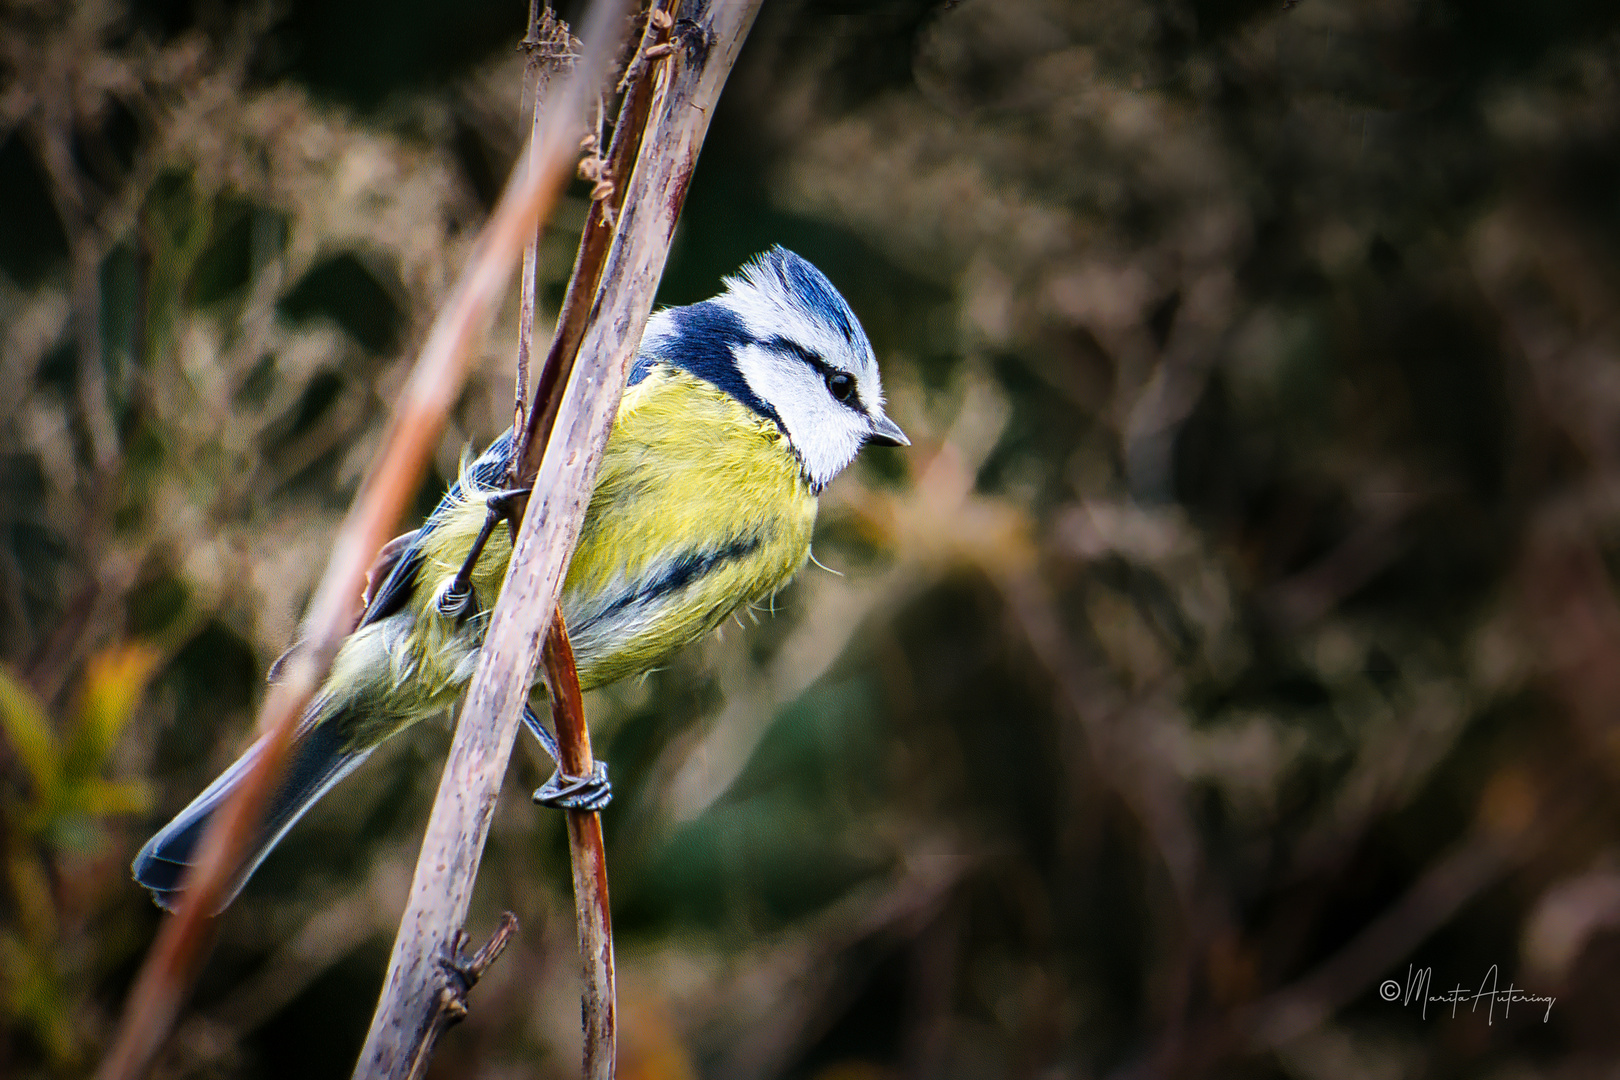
[{"x1": 4, "y1": 0, "x2": 1620, "y2": 1077}]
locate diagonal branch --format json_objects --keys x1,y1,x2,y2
[
  {"x1": 398, "y1": 912, "x2": 521, "y2": 1080},
  {"x1": 352, "y1": 3, "x2": 762, "y2": 1078},
  {"x1": 506, "y1": 5, "x2": 680, "y2": 1076}
]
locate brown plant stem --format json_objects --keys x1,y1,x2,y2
[
  {"x1": 513, "y1": 2, "x2": 577, "y2": 451},
  {"x1": 500, "y1": 8, "x2": 679, "y2": 1075},
  {"x1": 92, "y1": 2, "x2": 621, "y2": 1075},
  {"x1": 352, "y1": 4, "x2": 760, "y2": 1077},
  {"x1": 542, "y1": 608, "x2": 616, "y2": 1080}
]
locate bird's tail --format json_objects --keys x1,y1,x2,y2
[{"x1": 131, "y1": 715, "x2": 371, "y2": 912}]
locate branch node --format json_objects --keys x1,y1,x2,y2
[
  {"x1": 617, "y1": 6, "x2": 687, "y2": 93},
  {"x1": 433, "y1": 912, "x2": 520, "y2": 1029}
]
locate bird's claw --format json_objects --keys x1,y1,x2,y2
[
  {"x1": 436, "y1": 581, "x2": 474, "y2": 619},
  {"x1": 533, "y1": 762, "x2": 612, "y2": 812},
  {"x1": 486, "y1": 487, "x2": 532, "y2": 520}
]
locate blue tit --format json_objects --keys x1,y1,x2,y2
[{"x1": 133, "y1": 247, "x2": 908, "y2": 910}]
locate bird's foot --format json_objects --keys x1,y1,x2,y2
[
  {"x1": 436, "y1": 580, "x2": 474, "y2": 619},
  {"x1": 485, "y1": 486, "x2": 532, "y2": 521},
  {"x1": 432, "y1": 487, "x2": 533, "y2": 621},
  {"x1": 533, "y1": 762, "x2": 612, "y2": 812}
]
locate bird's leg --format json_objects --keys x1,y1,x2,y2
[
  {"x1": 435, "y1": 488, "x2": 531, "y2": 619},
  {"x1": 434, "y1": 509, "x2": 497, "y2": 619},
  {"x1": 522, "y1": 704, "x2": 612, "y2": 811}
]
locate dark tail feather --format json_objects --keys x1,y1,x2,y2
[{"x1": 131, "y1": 719, "x2": 371, "y2": 911}]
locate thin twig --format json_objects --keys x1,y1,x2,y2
[
  {"x1": 92, "y1": 2, "x2": 613, "y2": 1074},
  {"x1": 28, "y1": 104, "x2": 118, "y2": 473},
  {"x1": 352, "y1": 4, "x2": 761, "y2": 1077},
  {"x1": 1099, "y1": 785, "x2": 1579, "y2": 1080},
  {"x1": 513, "y1": 3, "x2": 576, "y2": 453},
  {"x1": 1243, "y1": 830, "x2": 1521, "y2": 1047},
  {"x1": 542, "y1": 609, "x2": 615, "y2": 1079}
]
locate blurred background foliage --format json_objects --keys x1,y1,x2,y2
[{"x1": 3, "y1": 0, "x2": 1620, "y2": 1077}]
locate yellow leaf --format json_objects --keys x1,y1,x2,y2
[
  {"x1": 74, "y1": 778, "x2": 153, "y2": 817},
  {"x1": 0, "y1": 664, "x2": 59, "y2": 792},
  {"x1": 67, "y1": 642, "x2": 163, "y2": 773},
  {"x1": 5, "y1": 848, "x2": 58, "y2": 947}
]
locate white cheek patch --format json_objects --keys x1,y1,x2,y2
[{"x1": 733, "y1": 342, "x2": 866, "y2": 490}]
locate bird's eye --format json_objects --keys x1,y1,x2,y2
[{"x1": 826, "y1": 370, "x2": 856, "y2": 403}]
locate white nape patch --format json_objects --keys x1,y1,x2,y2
[
  {"x1": 731, "y1": 340, "x2": 867, "y2": 490},
  {"x1": 639, "y1": 308, "x2": 679, "y2": 356}
]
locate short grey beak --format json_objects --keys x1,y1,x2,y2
[{"x1": 866, "y1": 414, "x2": 910, "y2": 447}]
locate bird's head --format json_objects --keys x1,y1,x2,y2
[{"x1": 643, "y1": 247, "x2": 908, "y2": 491}]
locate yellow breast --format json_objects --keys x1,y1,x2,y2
[
  {"x1": 411, "y1": 365, "x2": 818, "y2": 692},
  {"x1": 563, "y1": 366, "x2": 818, "y2": 687}
]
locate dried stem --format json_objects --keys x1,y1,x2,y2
[
  {"x1": 513, "y1": 2, "x2": 577, "y2": 452},
  {"x1": 28, "y1": 102, "x2": 118, "y2": 474},
  {"x1": 542, "y1": 609, "x2": 616, "y2": 1079},
  {"x1": 501, "y1": 7, "x2": 681, "y2": 1075},
  {"x1": 1243, "y1": 791, "x2": 1572, "y2": 1048},
  {"x1": 92, "y1": 2, "x2": 618, "y2": 1075},
  {"x1": 352, "y1": 3, "x2": 761, "y2": 1077}
]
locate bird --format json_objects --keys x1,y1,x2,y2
[{"x1": 132, "y1": 246, "x2": 909, "y2": 910}]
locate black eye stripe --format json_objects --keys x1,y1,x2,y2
[
  {"x1": 768, "y1": 336, "x2": 828, "y2": 371},
  {"x1": 766, "y1": 335, "x2": 864, "y2": 411}
]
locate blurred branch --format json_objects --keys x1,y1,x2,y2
[
  {"x1": 91, "y1": 0, "x2": 621, "y2": 1074},
  {"x1": 720, "y1": 839, "x2": 973, "y2": 1080},
  {"x1": 353, "y1": 2, "x2": 761, "y2": 1078},
  {"x1": 1001, "y1": 573, "x2": 1223, "y2": 943},
  {"x1": 1244, "y1": 827, "x2": 1523, "y2": 1047},
  {"x1": 1090, "y1": 765, "x2": 1568, "y2": 1078},
  {"x1": 1121, "y1": 272, "x2": 1236, "y2": 504},
  {"x1": 28, "y1": 105, "x2": 118, "y2": 473},
  {"x1": 1257, "y1": 492, "x2": 1418, "y2": 632}
]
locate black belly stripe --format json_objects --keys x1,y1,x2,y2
[{"x1": 594, "y1": 536, "x2": 763, "y2": 623}]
